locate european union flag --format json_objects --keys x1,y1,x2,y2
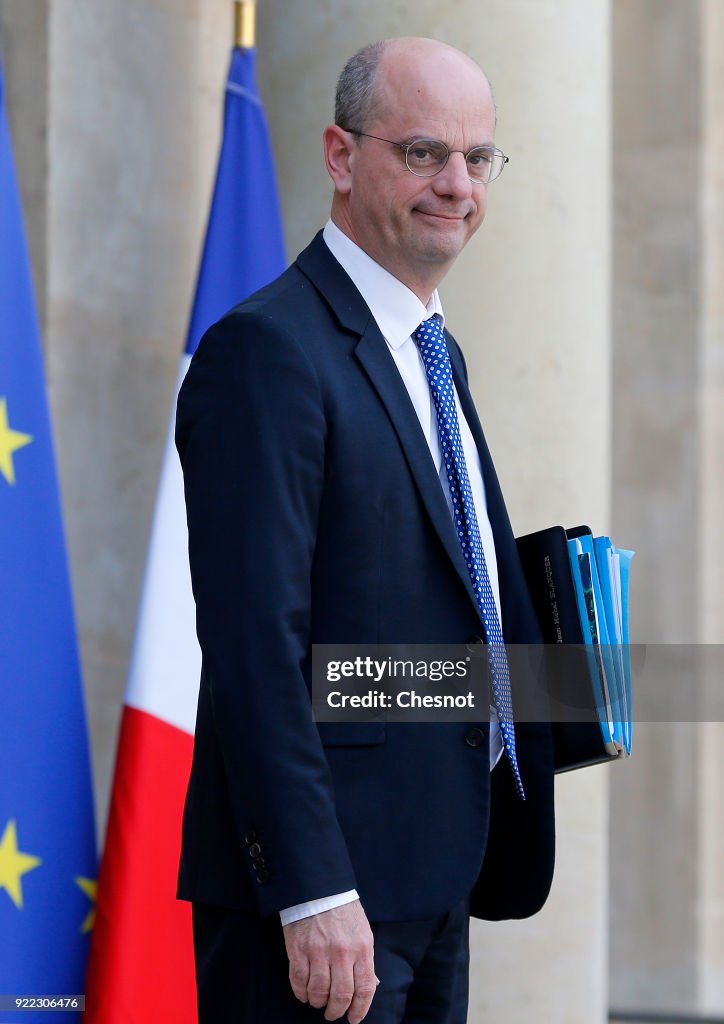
[{"x1": 0, "y1": 60, "x2": 96, "y2": 1021}]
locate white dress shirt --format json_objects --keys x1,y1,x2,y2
[{"x1": 280, "y1": 221, "x2": 503, "y2": 926}]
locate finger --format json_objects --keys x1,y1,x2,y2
[
  {"x1": 288, "y1": 957, "x2": 310, "y2": 1003},
  {"x1": 324, "y1": 959, "x2": 355, "y2": 1021},
  {"x1": 346, "y1": 960, "x2": 379, "y2": 1024},
  {"x1": 306, "y1": 959, "x2": 332, "y2": 1010}
]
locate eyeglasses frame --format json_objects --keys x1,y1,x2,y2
[{"x1": 340, "y1": 128, "x2": 509, "y2": 184}]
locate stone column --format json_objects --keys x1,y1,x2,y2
[
  {"x1": 258, "y1": 3, "x2": 612, "y2": 1021},
  {"x1": 699, "y1": 2, "x2": 724, "y2": 1013},
  {"x1": 610, "y1": 0, "x2": 724, "y2": 1015}
]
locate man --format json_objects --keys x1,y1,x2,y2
[{"x1": 176, "y1": 37, "x2": 555, "y2": 1024}]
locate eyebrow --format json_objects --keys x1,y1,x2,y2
[{"x1": 401, "y1": 134, "x2": 496, "y2": 150}]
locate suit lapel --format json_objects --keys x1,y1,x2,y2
[
  {"x1": 354, "y1": 326, "x2": 483, "y2": 616},
  {"x1": 447, "y1": 340, "x2": 522, "y2": 640},
  {"x1": 296, "y1": 233, "x2": 483, "y2": 621}
]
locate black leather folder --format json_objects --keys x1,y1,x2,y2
[{"x1": 516, "y1": 525, "x2": 621, "y2": 773}]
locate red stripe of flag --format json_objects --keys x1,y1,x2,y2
[{"x1": 85, "y1": 708, "x2": 195, "y2": 1023}]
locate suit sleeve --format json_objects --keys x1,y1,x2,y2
[{"x1": 176, "y1": 311, "x2": 357, "y2": 917}]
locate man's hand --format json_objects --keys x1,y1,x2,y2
[{"x1": 283, "y1": 900, "x2": 379, "y2": 1023}]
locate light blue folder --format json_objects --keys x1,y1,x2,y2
[
  {"x1": 566, "y1": 532, "x2": 635, "y2": 757},
  {"x1": 566, "y1": 540, "x2": 617, "y2": 751}
]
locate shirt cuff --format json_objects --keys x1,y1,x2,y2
[{"x1": 280, "y1": 889, "x2": 360, "y2": 926}]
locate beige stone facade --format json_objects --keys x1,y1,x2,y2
[{"x1": 1, "y1": 0, "x2": 721, "y2": 1018}]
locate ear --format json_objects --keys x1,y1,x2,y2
[{"x1": 323, "y1": 124, "x2": 356, "y2": 194}]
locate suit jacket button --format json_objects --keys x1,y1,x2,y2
[
  {"x1": 252, "y1": 857, "x2": 266, "y2": 869},
  {"x1": 256, "y1": 869, "x2": 270, "y2": 885},
  {"x1": 465, "y1": 727, "x2": 485, "y2": 748},
  {"x1": 244, "y1": 830, "x2": 257, "y2": 845},
  {"x1": 248, "y1": 843, "x2": 262, "y2": 858}
]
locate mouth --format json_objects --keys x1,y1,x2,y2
[{"x1": 414, "y1": 209, "x2": 468, "y2": 222}]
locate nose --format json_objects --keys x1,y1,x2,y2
[{"x1": 431, "y1": 151, "x2": 474, "y2": 200}]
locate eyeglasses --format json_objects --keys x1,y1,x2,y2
[{"x1": 342, "y1": 129, "x2": 509, "y2": 184}]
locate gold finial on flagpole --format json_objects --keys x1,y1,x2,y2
[{"x1": 234, "y1": 1, "x2": 256, "y2": 50}]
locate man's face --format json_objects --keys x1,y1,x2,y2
[{"x1": 336, "y1": 42, "x2": 497, "y2": 297}]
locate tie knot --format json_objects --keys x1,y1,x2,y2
[
  {"x1": 412, "y1": 315, "x2": 443, "y2": 347},
  {"x1": 412, "y1": 315, "x2": 449, "y2": 375}
]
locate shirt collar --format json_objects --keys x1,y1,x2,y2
[{"x1": 322, "y1": 219, "x2": 444, "y2": 350}]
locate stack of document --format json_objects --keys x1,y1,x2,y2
[{"x1": 516, "y1": 525, "x2": 635, "y2": 773}]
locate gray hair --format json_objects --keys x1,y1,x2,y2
[{"x1": 334, "y1": 41, "x2": 387, "y2": 132}]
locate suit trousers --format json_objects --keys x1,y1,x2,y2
[{"x1": 192, "y1": 897, "x2": 470, "y2": 1024}]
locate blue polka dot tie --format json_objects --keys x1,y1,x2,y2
[{"x1": 412, "y1": 315, "x2": 525, "y2": 799}]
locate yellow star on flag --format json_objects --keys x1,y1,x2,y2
[
  {"x1": 0, "y1": 819, "x2": 42, "y2": 909},
  {"x1": 0, "y1": 397, "x2": 33, "y2": 485},
  {"x1": 75, "y1": 875, "x2": 97, "y2": 933}
]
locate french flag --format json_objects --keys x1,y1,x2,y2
[{"x1": 85, "y1": 40, "x2": 285, "y2": 1023}]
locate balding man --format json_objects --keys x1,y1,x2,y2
[{"x1": 176, "y1": 37, "x2": 555, "y2": 1024}]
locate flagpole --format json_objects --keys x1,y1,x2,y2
[{"x1": 235, "y1": 0, "x2": 256, "y2": 49}]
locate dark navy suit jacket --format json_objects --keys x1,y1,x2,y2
[{"x1": 175, "y1": 231, "x2": 555, "y2": 923}]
